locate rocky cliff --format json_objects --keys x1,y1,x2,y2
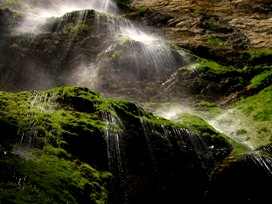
[
  {"x1": 0, "y1": 0, "x2": 272, "y2": 203},
  {"x1": 130, "y1": 0, "x2": 272, "y2": 49}
]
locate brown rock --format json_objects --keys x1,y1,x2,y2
[{"x1": 130, "y1": 0, "x2": 272, "y2": 50}]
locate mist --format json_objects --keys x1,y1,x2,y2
[{"x1": 9, "y1": 0, "x2": 118, "y2": 33}]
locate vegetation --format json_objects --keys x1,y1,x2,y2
[
  {"x1": 207, "y1": 36, "x2": 222, "y2": 46},
  {"x1": 0, "y1": 1, "x2": 271, "y2": 203},
  {"x1": 0, "y1": 85, "x2": 248, "y2": 203},
  {"x1": 0, "y1": 151, "x2": 111, "y2": 204},
  {"x1": 0, "y1": 87, "x2": 112, "y2": 203}
]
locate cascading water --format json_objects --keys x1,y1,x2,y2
[
  {"x1": 96, "y1": 102, "x2": 222, "y2": 203},
  {"x1": 1, "y1": 0, "x2": 272, "y2": 203},
  {"x1": 15, "y1": 0, "x2": 118, "y2": 33},
  {"x1": 62, "y1": 9, "x2": 192, "y2": 101},
  {"x1": 100, "y1": 108, "x2": 128, "y2": 204},
  {"x1": 4, "y1": 0, "x2": 191, "y2": 101},
  {"x1": 12, "y1": 92, "x2": 57, "y2": 158}
]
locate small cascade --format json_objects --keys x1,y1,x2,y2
[
  {"x1": 12, "y1": 172, "x2": 27, "y2": 187},
  {"x1": 138, "y1": 117, "x2": 157, "y2": 171},
  {"x1": 73, "y1": 12, "x2": 192, "y2": 101},
  {"x1": 249, "y1": 155, "x2": 272, "y2": 175},
  {"x1": 101, "y1": 15, "x2": 190, "y2": 79},
  {"x1": 128, "y1": 121, "x2": 216, "y2": 203},
  {"x1": 12, "y1": 92, "x2": 57, "y2": 158},
  {"x1": 100, "y1": 109, "x2": 128, "y2": 204},
  {"x1": 160, "y1": 126, "x2": 215, "y2": 174},
  {"x1": 30, "y1": 92, "x2": 58, "y2": 112},
  {"x1": 118, "y1": 20, "x2": 189, "y2": 73}
]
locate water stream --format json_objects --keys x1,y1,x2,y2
[
  {"x1": 2, "y1": 0, "x2": 272, "y2": 202},
  {"x1": 9, "y1": 0, "x2": 191, "y2": 102}
]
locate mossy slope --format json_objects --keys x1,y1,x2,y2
[{"x1": 0, "y1": 86, "x2": 236, "y2": 203}]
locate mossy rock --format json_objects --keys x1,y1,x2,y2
[
  {"x1": 0, "y1": 86, "x2": 234, "y2": 203},
  {"x1": 1, "y1": 86, "x2": 269, "y2": 203}
]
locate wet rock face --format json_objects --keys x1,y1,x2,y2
[
  {"x1": 0, "y1": 9, "x2": 113, "y2": 92},
  {"x1": 207, "y1": 154, "x2": 272, "y2": 203},
  {"x1": 130, "y1": 0, "x2": 272, "y2": 50},
  {"x1": 0, "y1": 86, "x2": 234, "y2": 204}
]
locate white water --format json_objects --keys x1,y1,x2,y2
[
  {"x1": 116, "y1": 19, "x2": 190, "y2": 75},
  {"x1": 100, "y1": 109, "x2": 128, "y2": 203},
  {"x1": 15, "y1": 0, "x2": 117, "y2": 33},
  {"x1": 251, "y1": 155, "x2": 272, "y2": 175}
]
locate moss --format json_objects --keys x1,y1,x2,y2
[
  {"x1": 214, "y1": 86, "x2": 272, "y2": 147},
  {"x1": 0, "y1": 150, "x2": 111, "y2": 204},
  {"x1": 235, "y1": 129, "x2": 247, "y2": 135},
  {"x1": 207, "y1": 36, "x2": 222, "y2": 46},
  {"x1": 175, "y1": 113, "x2": 215, "y2": 133},
  {"x1": 247, "y1": 48, "x2": 272, "y2": 65},
  {"x1": 194, "y1": 7, "x2": 205, "y2": 14},
  {"x1": 174, "y1": 112, "x2": 251, "y2": 157},
  {"x1": 178, "y1": 57, "x2": 245, "y2": 97},
  {"x1": 193, "y1": 101, "x2": 224, "y2": 119},
  {"x1": 0, "y1": 87, "x2": 116, "y2": 203},
  {"x1": 1, "y1": 86, "x2": 261, "y2": 203},
  {"x1": 137, "y1": 5, "x2": 149, "y2": 12},
  {"x1": 247, "y1": 69, "x2": 272, "y2": 91},
  {"x1": 194, "y1": 58, "x2": 236, "y2": 75},
  {"x1": 0, "y1": 0, "x2": 28, "y2": 12},
  {"x1": 236, "y1": 86, "x2": 272, "y2": 121},
  {"x1": 108, "y1": 50, "x2": 121, "y2": 61}
]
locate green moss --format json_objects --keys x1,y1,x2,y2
[
  {"x1": 194, "y1": 7, "x2": 204, "y2": 14},
  {"x1": 138, "y1": 5, "x2": 149, "y2": 12},
  {"x1": 196, "y1": 101, "x2": 217, "y2": 108},
  {"x1": 175, "y1": 112, "x2": 218, "y2": 134},
  {"x1": 193, "y1": 101, "x2": 224, "y2": 119},
  {"x1": 207, "y1": 36, "x2": 222, "y2": 46},
  {"x1": 247, "y1": 69, "x2": 272, "y2": 91},
  {"x1": 237, "y1": 86, "x2": 272, "y2": 121},
  {"x1": 247, "y1": 48, "x2": 272, "y2": 65},
  {"x1": 0, "y1": 87, "x2": 118, "y2": 203},
  {"x1": 214, "y1": 86, "x2": 272, "y2": 147},
  {"x1": 0, "y1": 150, "x2": 111, "y2": 204},
  {"x1": 235, "y1": 129, "x2": 247, "y2": 135},
  {"x1": 195, "y1": 58, "x2": 234, "y2": 74},
  {"x1": 1, "y1": 85, "x2": 262, "y2": 202},
  {"x1": 178, "y1": 57, "x2": 244, "y2": 97}
]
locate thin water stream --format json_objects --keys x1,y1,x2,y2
[{"x1": 2, "y1": 1, "x2": 272, "y2": 202}]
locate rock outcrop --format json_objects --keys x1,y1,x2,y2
[
  {"x1": 130, "y1": 0, "x2": 272, "y2": 50},
  {"x1": 0, "y1": 1, "x2": 271, "y2": 203}
]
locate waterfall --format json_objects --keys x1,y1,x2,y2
[
  {"x1": 100, "y1": 108, "x2": 128, "y2": 204},
  {"x1": 15, "y1": 0, "x2": 117, "y2": 33},
  {"x1": 58, "y1": 9, "x2": 192, "y2": 101},
  {"x1": 97, "y1": 103, "x2": 218, "y2": 203},
  {"x1": 3, "y1": 0, "x2": 191, "y2": 101},
  {"x1": 1, "y1": 1, "x2": 271, "y2": 203}
]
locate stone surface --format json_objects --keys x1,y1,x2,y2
[{"x1": 130, "y1": 0, "x2": 272, "y2": 50}]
